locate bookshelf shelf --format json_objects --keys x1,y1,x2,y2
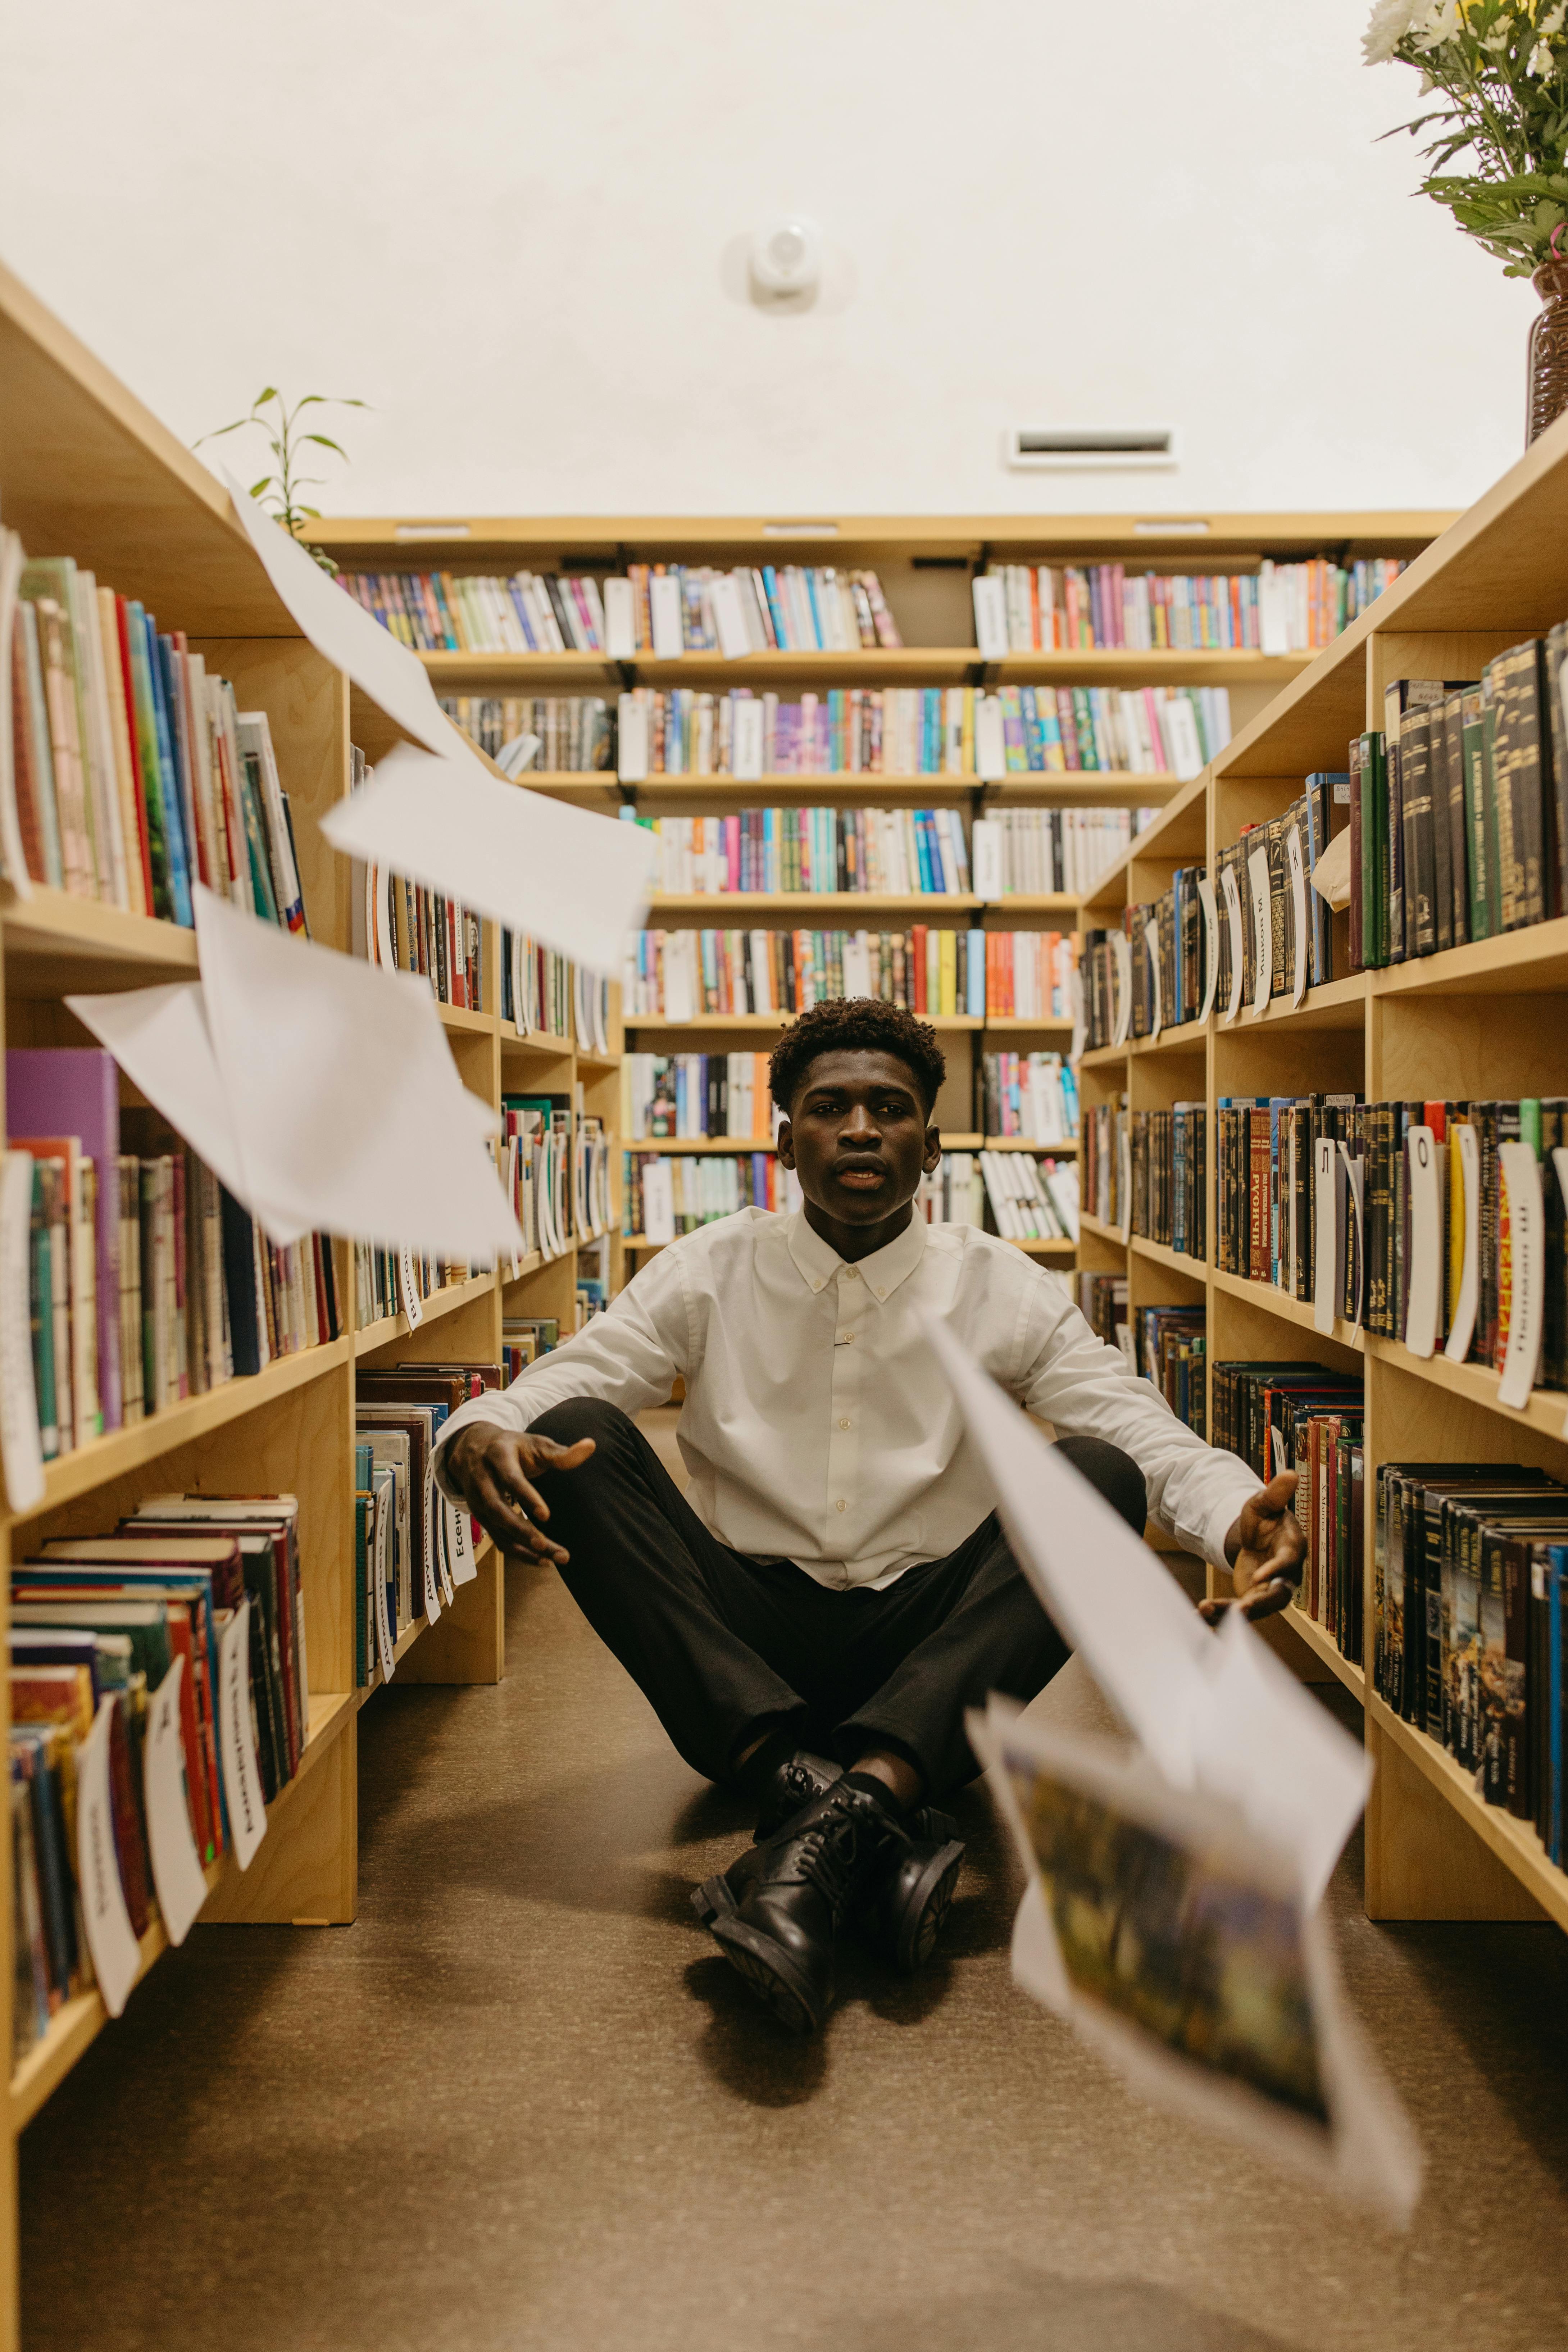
[
  {"x1": 624, "y1": 1012, "x2": 986, "y2": 1033},
  {"x1": 576, "y1": 1047, "x2": 621, "y2": 1073},
  {"x1": 1131, "y1": 1234, "x2": 1205, "y2": 1280},
  {"x1": 1368, "y1": 1694, "x2": 1568, "y2": 1932},
  {"x1": 983, "y1": 895, "x2": 1082, "y2": 917},
  {"x1": 1130, "y1": 1018, "x2": 1210, "y2": 1057},
  {"x1": 1209, "y1": 1267, "x2": 1366, "y2": 1351},
  {"x1": 623, "y1": 1136, "x2": 774, "y2": 1154},
  {"x1": 353, "y1": 1273, "x2": 500, "y2": 1360},
  {"x1": 500, "y1": 1024, "x2": 575, "y2": 1057},
  {"x1": 435, "y1": 1000, "x2": 494, "y2": 1036},
  {"x1": 412, "y1": 648, "x2": 1318, "y2": 690},
  {"x1": 14, "y1": 1336, "x2": 354, "y2": 1518},
  {"x1": 994, "y1": 650, "x2": 1315, "y2": 689},
  {"x1": 648, "y1": 893, "x2": 982, "y2": 918},
  {"x1": 983, "y1": 1136, "x2": 1078, "y2": 1153},
  {"x1": 629, "y1": 773, "x2": 980, "y2": 805},
  {"x1": 1003, "y1": 1236, "x2": 1077, "y2": 1256},
  {"x1": 0, "y1": 888, "x2": 200, "y2": 981},
  {"x1": 1285, "y1": 1605, "x2": 1367, "y2": 1700},
  {"x1": 1079, "y1": 1211, "x2": 1127, "y2": 1244}
]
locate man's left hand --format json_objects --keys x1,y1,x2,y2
[{"x1": 1200, "y1": 1471, "x2": 1306, "y2": 1626}]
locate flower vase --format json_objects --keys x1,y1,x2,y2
[{"x1": 1527, "y1": 258, "x2": 1568, "y2": 445}]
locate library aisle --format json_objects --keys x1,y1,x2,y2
[{"x1": 17, "y1": 1414, "x2": 1568, "y2": 2352}]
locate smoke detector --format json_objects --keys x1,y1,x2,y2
[{"x1": 750, "y1": 217, "x2": 822, "y2": 302}]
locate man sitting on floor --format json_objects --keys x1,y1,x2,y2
[{"x1": 436, "y1": 999, "x2": 1304, "y2": 2035}]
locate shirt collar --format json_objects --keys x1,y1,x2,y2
[{"x1": 786, "y1": 1208, "x2": 928, "y2": 1300}]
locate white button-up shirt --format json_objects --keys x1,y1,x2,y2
[{"x1": 434, "y1": 1208, "x2": 1261, "y2": 1591}]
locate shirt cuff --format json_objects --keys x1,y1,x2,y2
[
  {"x1": 1195, "y1": 1467, "x2": 1264, "y2": 1577},
  {"x1": 431, "y1": 1392, "x2": 525, "y2": 1503}
]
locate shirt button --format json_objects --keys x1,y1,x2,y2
[
  {"x1": 839, "y1": 1417, "x2": 851, "y2": 1430},
  {"x1": 841, "y1": 1332, "x2": 854, "y2": 1344},
  {"x1": 874, "y1": 1288, "x2": 886, "y2": 1299},
  {"x1": 844, "y1": 1266, "x2": 859, "y2": 1279},
  {"x1": 835, "y1": 1498, "x2": 847, "y2": 1512}
]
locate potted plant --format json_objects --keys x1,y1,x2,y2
[{"x1": 1365, "y1": 0, "x2": 1568, "y2": 440}]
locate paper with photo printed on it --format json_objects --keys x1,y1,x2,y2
[
  {"x1": 971, "y1": 1700, "x2": 1422, "y2": 2225},
  {"x1": 924, "y1": 1317, "x2": 1369, "y2": 1903},
  {"x1": 192, "y1": 884, "x2": 524, "y2": 1263},
  {"x1": 320, "y1": 741, "x2": 654, "y2": 977},
  {"x1": 221, "y1": 468, "x2": 451, "y2": 757}
]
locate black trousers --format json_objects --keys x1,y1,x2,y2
[{"x1": 528, "y1": 1398, "x2": 1147, "y2": 1800}]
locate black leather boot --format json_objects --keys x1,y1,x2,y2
[
  {"x1": 752, "y1": 1750, "x2": 958, "y2": 1848},
  {"x1": 702, "y1": 1779, "x2": 909, "y2": 2033}
]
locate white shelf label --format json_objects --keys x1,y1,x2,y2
[
  {"x1": 1221, "y1": 863, "x2": 1245, "y2": 1025},
  {"x1": 218, "y1": 1598, "x2": 267, "y2": 1871},
  {"x1": 77, "y1": 1697, "x2": 142, "y2": 2017},
  {"x1": 1247, "y1": 843, "x2": 1272, "y2": 1016},
  {"x1": 1287, "y1": 824, "x2": 1308, "y2": 1008},
  {"x1": 1446, "y1": 1124, "x2": 1481, "y2": 1365},
  {"x1": 1497, "y1": 1141, "x2": 1545, "y2": 1409},
  {"x1": 144, "y1": 1656, "x2": 209, "y2": 1946},
  {"x1": 1403, "y1": 1126, "x2": 1442, "y2": 1360},
  {"x1": 1197, "y1": 874, "x2": 1219, "y2": 1023},
  {"x1": 1145, "y1": 917, "x2": 1162, "y2": 1040}
]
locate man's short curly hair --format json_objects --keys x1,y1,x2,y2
[{"x1": 769, "y1": 998, "x2": 946, "y2": 1118}]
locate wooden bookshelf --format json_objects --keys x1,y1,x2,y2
[
  {"x1": 1073, "y1": 398, "x2": 1568, "y2": 1932},
  {"x1": 0, "y1": 260, "x2": 626, "y2": 2337}
]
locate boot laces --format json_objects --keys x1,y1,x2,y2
[{"x1": 785, "y1": 1800, "x2": 893, "y2": 1911}]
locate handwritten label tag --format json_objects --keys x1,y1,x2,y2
[
  {"x1": 1068, "y1": 963, "x2": 1086, "y2": 1067},
  {"x1": 1221, "y1": 864, "x2": 1245, "y2": 1025},
  {"x1": 616, "y1": 693, "x2": 649, "y2": 784},
  {"x1": 446, "y1": 1493, "x2": 478, "y2": 1587},
  {"x1": 144, "y1": 1657, "x2": 209, "y2": 1945},
  {"x1": 422, "y1": 1477, "x2": 442, "y2": 1626},
  {"x1": 435, "y1": 1498, "x2": 455, "y2": 1607},
  {"x1": 77, "y1": 1697, "x2": 141, "y2": 2016},
  {"x1": 1404, "y1": 1126, "x2": 1442, "y2": 1359},
  {"x1": 733, "y1": 698, "x2": 764, "y2": 781},
  {"x1": 1446, "y1": 1124, "x2": 1481, "y2": 1365},
  {"x1": 1118, "y1": 1125, "x2": 1132, "y2": 1244},
  {"x1": 1287, "y1": 824, "x2": 1308, "y2": 1008},
  {"x1": 1144, "y1": 917, "x2": 1162, "y2": 1040},
  {"x1": 1313, "y1": 1135, "x2": 1339, "y2": 1334},
  {"x1": 398, "y1": 1247, "x2": 423, "y2": 1328},
  {"x1": 1112, "y1": 933, "x2": 1132, "y2": 1047},
  {"x1": 1340, "y1": 1144, "x2": 1365, "y2": 1332},
  {"x1": 1247, "y1": 844, "x2": 1272, "y2": 1015},
  {"x1": 218, "y1": 1598, "x2": 267, "y2": 1870},
  {"x1": 1271, "y1": 1428, "x2": 1290, "y2": 1477},
  {"x1": 975, "y1": 697, "x2": 1006, "y2": 784},
  {"x1": 1497, "y1": 1141, "x2": 1545, "y2": 1408},
  {"x1": 1197, "y1": 874, "x2": 1219, "y2": 1023}
]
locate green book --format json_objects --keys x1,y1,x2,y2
[
  {"x1": 28, "y1": 1164, "x2": 57, "y2": 1458},
  {"x1": 123, "y1": 603, "x2": 175, "y2": 920}
]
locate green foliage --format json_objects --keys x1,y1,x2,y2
[
  {"x1": 196, "y1": 390, "x2": 368, "y2": 572},
  {"x1": 1369, "y1": 0, "x2": 1568, "y2": 274}
]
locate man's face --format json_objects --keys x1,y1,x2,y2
[{"x1": 777, "y1": 1048, "x2": 941, "y2": 1226}]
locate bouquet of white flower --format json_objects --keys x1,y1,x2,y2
[{"x1": 1364, "y1": 1, "x2": 1568, "y2": 274}]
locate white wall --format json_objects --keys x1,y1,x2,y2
[{"x1": 0, "y1": 0, "x2": 1537, "y2": 519}]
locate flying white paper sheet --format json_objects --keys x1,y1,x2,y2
[
  {"x1": 320, "y1": 741, "x2": 654, "y2": 976},
  {"x1": 221, "y1": 470, "x2": 451, "y2": 756},
  {"x1": 925, "y1": 1317, "x2": 1369, "y2": 1906},
  {"x1": 65, "y1": 980, "x2": 259, "y2": 1218},
  {"x1": 192, "y1": 886, "x2": 524, "y2": 1262}
]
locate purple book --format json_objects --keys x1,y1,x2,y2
[{"x1": 6, "y1": 1048, "x2": 122, "y2": 1431}]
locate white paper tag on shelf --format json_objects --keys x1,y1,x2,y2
[
  {"x1": 218, "y1": 1599, "x2": 267, "y2": 1870},
  {"x1": 1112, "y1": 933, "x2": 1132, "y2": 1048},
  {"x1": 1197, "y1": 875, "x2": 1219, "y2": 1024},
  {"x1": 602, "y1": 577, "x2": 635, "y2": 660},
  {"x1": 1313, "y1": 1135, "x2": 1340, "y2": 1335},
  {"x1": 398, "y1": 1246, "x2": 423, "y2": 1328},
  {"x1": 641, "y1": 1157, "x2": 676, "y2": 1246},
  {"x1": 1287, "y1": 825, "x2": 1309, "y2": 1008},
  {"x1": 77, "y1": 1698, "x2": 141, "y2": 2017},
  {"x1": 732, "y1": 698, "x2": 765, "y2": 780},
  {"x1": 423, "y1": 1477, "x2": 442, "y2": 1625},
  {"x1": 373, "y1": 1493, "x2": 395, "y2": 1684},
  {"x1": 1114, "y1": 1325, "x2": 1137, "y2": 1371},
  {"x1": 711, "y1": 574, "x2": 751, "y2": 660},
  {"x1": 436, "y1": 1499, "x2": 455, "y2": 1606},
  {"x1": 1403, "y1": 1126, "x2": 1442, "y2": 1359},
  {"x1": 1144, "y1": 918, "x2": 1162, "y2": 1040},
  {"x1": 972, "y1": 815, "x2": 1004, "y2": 899},
  {"x1": 1270, "y1": 1428, "x2": 1290, "y2": 1478},
  {"x1": 1221, "y1": 864, "x2": 1245, "y2": 1025},
  {"x1": 1497, "y1": 1141, "x2": 1545, "y2": 1409},
  {"x1": 0, "y1": 1152, "x2": 44, "y2": 1515},
  {"x1": 144, "y1": 1657, "x2": 209, "y2": 1946},
  {"x1": 445, "y1": 1493, "x2": 478, "y2": 1588},
  {"x1": 617, "y1": 693, "x2": 649, "y2": 785},
  {"x1": 1068, "y1": 963, "x2": 1086, "y2": 1067},
  {"x1": 972, "y1": 576, "x2": 1009, "y2": 661},
  {"x1": 1247, "y1": 844, "x2": 1272, "y2": 1015},
  {"x1": 1118, "y1": 1125, "x2": 1132, "y2": 1243},
  {"x1": 1445, "y1": 1124, "x2": 1482, "y2": 1365},
  {"x1": 1340, "y1": 1145, "x2": 1365, "y2": 1333},
  {"x1": 649, "y1": 573, "x2": 684, "y2": 659},
  {"x1": 975, "y1": 698, "x2": 1006, "y2": 785}
]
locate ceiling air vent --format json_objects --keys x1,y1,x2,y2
[{"x1": 1005, "y1": 427, "x2": 1178, "y2": 472}]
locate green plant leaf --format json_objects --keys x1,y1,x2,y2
[
  {"x1": 299, "y1": 433, "x2": 347, "y2": 454},
  {"x1": 248, "y1": 476, "x2": 273, "y2": 497},
  {"x1": 254, "y1": 386, "x2": 279, "y2": 407}
]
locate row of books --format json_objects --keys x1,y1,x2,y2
[
  {"x1": 972, "y1": 559, "x2": 1405, "y2": 656},
  {"x1": 1081, "y1": 1095, "x2": 1129, "y2": 1232},
  {"x1": 622, "y1": 925, "x2": 1073, "y2": 1021},
  {"x1": 978, "y1": 1052, "x2": 1080, "y2": 1144},
  {"x1": 502, "y1": 1316, "x2": 563, "y2": 1380},
  {"x1": 1130, "y1": 1103, "x2": 1207, "y2": 1261},
  {"x1": 1349, "y1": 642, "x2": 1568, "y2": 969},
  {"x1": 351, "y1": 1243, "x2": 480, "y2": 1330},
  {"x1": 1214, "y1": 771, "x2": 1346, "y2": 1012},
  {"x1": 973, "y1": 807, "x2": 1149, "y2": 899},
  {"x1": 915, "y1": 1154, "x2": 982, "y2": 1227},
  {"x1": 356, "y1": 866, "x2": 483, "y2": 1011},
  {"x1": 0, "y1": 533, "x2": 306, "y2": 930},
  {"x1": 1214, "y1": 1093, "x2": 1568, "y2": 1390},
  {"x1": 1373, "y1": 1465, "x2": 1568, "y2": 1848},
  {"x1": 1134, "y1": 1304, "x2": 1206, "y2": 1438},
  {"x1": 501, "y1": 930, "x2": 570, "y2": 1040},
  {"x1": 624, "y1": 1054, "x2": 776, "y2": 1144},
  {"x1": 10, "y1": 1495, "x2": 304, "y2": 2056},
  {"x1": 353, "y1": 1366, "x2": 498, "y2": 1686},
  {"x1": 341, "y1": 564, "x2": 904, "y2": 657},
  {"x1": 625, "y1": 1151, "x2": 803, "y2": 1242},
  {"x1": 438, "y1": 694, "x2": 614, "y2": 772},
  {"x1": 627, "y1": 807, "x2": 973, "y2": 896},
  {"x1": 1210, "y1": 1362, "x2": 1363, "y2": 1665},
  {"x1": 981, "y1": 1152, "x2": 1079, "y2": 1243},
  {"x1": 0, "y1": 1051, "x2": 338, "y2": 1489},
  {"x1": 501, "y1": 1095, "x2": 575, "y2": 1260},
  {"x1": 984, "y1": 684, "x2": 1230, "y2": 780},
  {"x1": 1077, "y1": 1272, "x2": 1130, "y2": 1359}
]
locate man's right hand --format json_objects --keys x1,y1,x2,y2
[{"x1": 443, "y1": 1423, "x2": 595, "y2": 1566}]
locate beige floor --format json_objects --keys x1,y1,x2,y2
[{"x1": 21, "y1": 1412, "x2": 1568, "y2": 2351}]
